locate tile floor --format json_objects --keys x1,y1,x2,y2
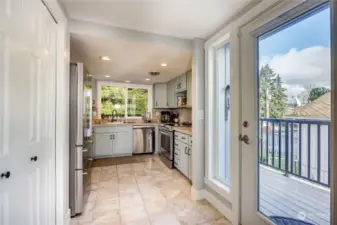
[{"x1": 71, "y1": 155, "x2": 231, "y2": 225}]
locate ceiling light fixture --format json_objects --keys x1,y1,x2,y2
[
  {"x1": 100, "y1": 56, "x2": 111, "y2": 61},
  {"x1": 87, "y1": 74, "x2": 92, "y2": 77},
  {"x1": 161, "y1": 63, "x2": 167, "y2": 67},
  {"x1": 125, "y1": 80, "x2": 130, "y2": 83},
  {"x1": 145, "y1": 78, "x2": 151, "y2": 81},
  {"x1": 105, "y1": 75, "x2": 110, "y2": 78}
]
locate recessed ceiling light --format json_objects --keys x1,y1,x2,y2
[
  {"x1": 87, "y1": 74, "x2": 92, "y2": 77},
  {"x1": 105, "y1": 75, "x2": 110, "y2": 78},
  {"x1": 145, "y1": 78, "x2": 151, "y2": 81},
  {"x1": 100, "y1": 56, "x2": 111, "y2": 61},
  {"x1": 125, "y1": 80, "x2": 130, "y2": 83},
  {"x1": 161, "y1": 63, "x2": 167, "y2": 67}
]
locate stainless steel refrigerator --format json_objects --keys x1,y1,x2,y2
[{"x1": 69, "y1": 62, "x2": 93, "y2": 217}]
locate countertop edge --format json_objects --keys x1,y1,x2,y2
[{"x1": 173, "y1": 127, "x2": 192, "y2": 135}]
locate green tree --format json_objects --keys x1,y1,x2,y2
[
  {"x1": 101, "y1": 86, "x2": 126, "y2": 115},
  {"x1": 100, "y1": 86, "x2": 148, "y2": 116},
  {"x1": 308, "y1": 87, "x2": 330, "y2": 102},
  {"x1": 259, "y1": 64, "x2": 287, "y2": 118}
]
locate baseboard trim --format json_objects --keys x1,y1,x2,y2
[
  {"x1": 190, "y1": 186, "x2": 205, "y2": 200},
  {"x1": 64, "y1": 209, "x2": 71, "y2": 225},
  {"x1": 204, "y1": 190, "x2": 233, "y2": 224}
]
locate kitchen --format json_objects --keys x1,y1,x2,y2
[
  {"x1": 69, "y1": 57, "x2": 198, "y2": 221},
  {"x1": 66, "y1": 4, "x2": 212, "y2": 224}
]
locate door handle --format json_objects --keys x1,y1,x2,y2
[
  {"x1": 239, "y1": 134, "x2": 250, "y2": 145},
  {"x1": 110, "y1": 134, "x2": 113, "y2": 140},
  {"x1": 30, "y1": 156, "x2": 38, "y2": 162},
  {"x1": 1, "y1": 171, "x2": 10, "y2": 179}
]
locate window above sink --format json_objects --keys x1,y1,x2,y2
[{"x1": 97, "y1": 81, "x2": 153, "y2": 120}]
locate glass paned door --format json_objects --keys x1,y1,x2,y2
[{"x1": 240, "y1": 1, "x2": 331, "y2": 225}]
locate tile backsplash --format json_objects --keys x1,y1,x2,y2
[{"x1": 152, "y1": 108, "x2": 192, "y2": 123}]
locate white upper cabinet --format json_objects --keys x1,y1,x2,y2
[
  {"x1": 167, "y1": 79, "x2": 176, "y2": 108},
  {"x1": 186, "y1": 71, "x2": 192, "y2": 106},
  {"x1": 153, "y1": 83, "x2": 168, "y2": 108},
  {"x1": 176, "y1": 73, "x2": 187, "y2": 92}
]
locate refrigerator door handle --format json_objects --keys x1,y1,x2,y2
[
  {"x1": 76, "y1": 63, "x2": 84, "y2": 145},
  {"x1": 74, "y1": 170, "x2": 83, "y2": 214},
  {"x1": 76, "y1": 146, "x2": 83, "y2": 170}
]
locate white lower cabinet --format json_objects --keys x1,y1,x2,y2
[
  {"x1": 174, "y1": 132, "x2": 192, "y2": 180},
  {"x1": 113, "y1": 132, "x2": 132, "y2": 154},
  {"x1": 94, "y1": 126, "x2": 133, "y2": 157},
  {"x1": 95, "y1": 133, "x2": 113, "y2": 156}
]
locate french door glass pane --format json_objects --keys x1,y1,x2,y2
[{"x1": 257, "y1": 4, "x2": 330, "y2": 225}]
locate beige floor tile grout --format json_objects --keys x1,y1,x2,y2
[{"x1": 134, "y1": 166, "x2": 152, "y2": 225}]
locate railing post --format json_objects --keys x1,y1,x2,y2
[
  {"x1": 284, "y1": 122, "x2": 289, "y2": 177},
  {"x1": 271, "y1": 121, "x2": 275, "y2": 167},
  {"x1": 317, "y1": 124, "x2": 321, "y2": 183},
  {"x1": 328, "y1": 123, "x2": 331, "y2": 187},
  {"x1": 278, "y1": 121, "x2": 282, "y2": 169},
  {"x1": 266, "y1": 121, "x2": 269, "y2": 165},
  {"x1": 299, "y1": 123, "x2": 302, "y2": 176},
  {"x1": 308, "y1": 124, "x2": 311, "y2": 180}
]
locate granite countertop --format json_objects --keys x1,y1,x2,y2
[{"x1": 173, "y1": 126, "x2": 192, "y2": 135}]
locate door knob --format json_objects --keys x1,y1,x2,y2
[
  {"x1": 239, "y1": 134, "x2": 250, "y2": 145},
  {"x1": 31, "y1": 156, "x2": 38, "y2": 161},
  {"x1": 1, "y1": 171, "x2": 10, "y2": 179}
]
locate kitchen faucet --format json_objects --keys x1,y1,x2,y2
[{"x1": 111, "y1": 109, "x2": 118, "y2": 122}]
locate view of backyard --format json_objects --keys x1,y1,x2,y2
[{"x1": 258, "y1": 3, "x2": 331, "y2": 225}]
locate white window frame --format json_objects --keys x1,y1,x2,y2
[
  {"x1": 96, "y1": 81, "x2": 153, "y2": 118},
  {"x1": 205, "y1": 32, "x2": 231, "y2": 197}
]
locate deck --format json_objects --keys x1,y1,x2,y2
[{"x1": 260, "y1": 166, "x2": 330, "y2": 225}]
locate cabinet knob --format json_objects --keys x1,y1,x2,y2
[
  {"x1": 1, "y1": 171, "x2": 10, "y2": 179},
  {"x1": 31, "y1": 156, "x2": 38, "y2": 162}
]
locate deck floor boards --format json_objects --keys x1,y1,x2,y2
[{"x1": 259, "y1": 166, "x2": 330, "y2": 225}]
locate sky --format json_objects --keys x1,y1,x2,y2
[{"x1": 258, "y1": 5, "x2": 330, "y2": 102}]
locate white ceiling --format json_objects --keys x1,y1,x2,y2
[
  {"x1": 61, "y1": 0, "x2": 254, "y2": 39},
  {"x1": 62, "y1": 0, "x2": 257, "y2": 84},
  {"x1": 70, "y1": 30, "x2": 192, "y2": 84}
]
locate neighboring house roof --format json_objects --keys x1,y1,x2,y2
[{"x1": 285, "y1": 92, "x2": 331, "y2": 119}]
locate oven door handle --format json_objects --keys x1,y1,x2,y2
[{"x1": 160, "y1": 131, "x2": 171, "y2": 136}]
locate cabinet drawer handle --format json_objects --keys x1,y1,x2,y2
[
  {"x1": 30, "y1": 156, "x2": 38, "y2": 162},
  {"x1": 185, "y1": 147, "x2": 188, "y2": 154},
  {"x1": 182, "y1": 137, "x2": 186, "y2": 140},
  {"x1": 174, "y1": 152, "x2": 178, "y2": 155},
  {"x1": 1, "y1": 171, "x2": 10, "y2": 179},
  {"x1": 175, "y1": 143, "x2": 178, "y2": 147}
]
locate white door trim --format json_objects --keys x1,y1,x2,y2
[{"x1": 42, "y1": 1, "x2": 70, "y2": 225}]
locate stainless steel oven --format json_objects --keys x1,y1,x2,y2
[{"x1": 159, "y1": 125, "x2": 174, "y2": 168}]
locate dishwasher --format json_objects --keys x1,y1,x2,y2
[{"x1": 132, "y1": 125, "x2": 155, "y2": 154}]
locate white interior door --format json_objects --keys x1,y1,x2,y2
[{"x1": 0, "y1": 0, "x2": 57, "y2": 224}]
